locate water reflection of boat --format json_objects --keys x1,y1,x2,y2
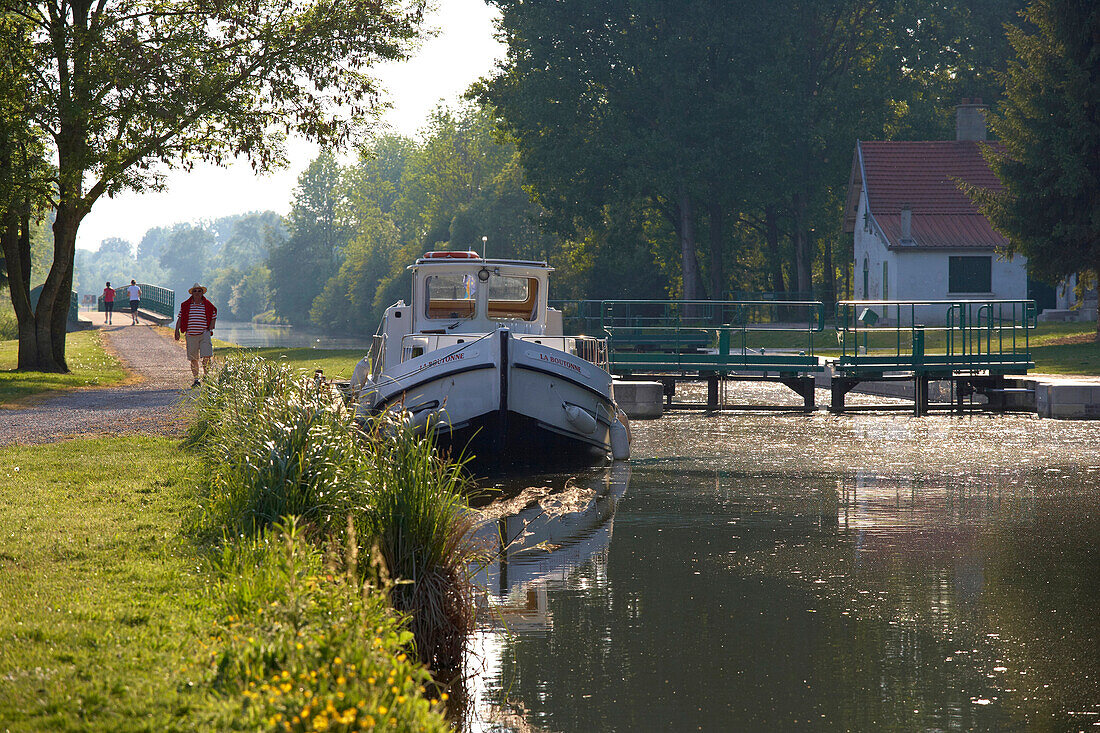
[{"x1": 472, "y1": 463, "x2": 630, "y2": 632}]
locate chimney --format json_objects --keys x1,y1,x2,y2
[
  {"x1": 956, "y1": 97, "x2": 987, "y2": 141},
  {"x1": 900, "y1": 206, "x2": 913, "y2": 243}
]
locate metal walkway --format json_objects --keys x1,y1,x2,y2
[
  {"x1": 554, "y1": 299, "x2": 827, "y2": 410},
  {"x1": 830, "y1": 299, "x2": 1036, "y2": 414},
  {"x1": 552, "y1": 297, "x2": 1038, "y2": 415}
]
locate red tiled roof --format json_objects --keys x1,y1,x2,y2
[{"x1": 853, "y1": 140, "x2": 1008, "y2": 250}]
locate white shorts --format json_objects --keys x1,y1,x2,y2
[{"x1": 185, "y1": 331, "x2": 213, "y2": 360}]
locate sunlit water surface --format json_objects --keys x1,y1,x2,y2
[{"x1": 468, "y1": 383, "x2": 1100, "y2": 732}]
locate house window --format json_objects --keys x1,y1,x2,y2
[
  {"x1": 882, "y1": 261, "x2": 888, "y2": 300},
  {"x1": 948, "y1": 256, "x2": 992, "y2": 293},
  {"x1": 862, "y1": 258, "x2": 869, "y2": 299}
]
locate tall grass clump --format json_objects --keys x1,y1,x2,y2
[
  {"x1": 358, "y1": 415, "x2": 480, "y2": 676},
  {"x1": 188, "y1": 354, "x2": 366, "y2": 537},
  {"x1": 187, "y1": 354, "x2": 483, "y2": 685},
  {"x1": 200, "y1": 518, "x2": 450, "y2": 732}
]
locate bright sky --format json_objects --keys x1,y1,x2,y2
[{"x1": 76, "y1": 0, "x2": 505, "y2": 251}]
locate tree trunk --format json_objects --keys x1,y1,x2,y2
[
  {"x1": 707, "y1": 201, "x2": 725, "y2": 301},
  {"x1": 764, "y1": 204, "x2": 786, "y2": 294},
  {"x1": 17, "y1": 205, "x2": 81, "y2": 373},
  {"x1": 792, "y1": 192, "x2": 813, "y2": 296},
  {"x1": 678, "y1": 186, "x2": 703, "y2": 302}
]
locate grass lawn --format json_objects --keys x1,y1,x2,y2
[
  {"x1": 0, "y1": 331, "x2": 129, "y2": 406},
  {"x1": 0, "y1": 437, "x2": 211, "y2": 732},
  {"x1": 212, "y1": 346, "x2": 365, "y2": 380}
]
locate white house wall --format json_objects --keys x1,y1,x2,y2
[
  {"x1": 851, "y1": 189, "x2": 1029, "y2": 325},
  {"x1": 852, "y1": 189, "x2": 894, "y2": 300}
]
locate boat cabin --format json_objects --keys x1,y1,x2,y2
[
  {"x1": 368, "y1": 251, "x2": 566, "y2": 376},
  {"x1": 412, "y1": 251, "x2": 552, "y2": 333}
]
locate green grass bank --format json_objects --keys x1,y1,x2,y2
[
  {"x1": 0, "y1": 356, "x2": 471, "y2": 731},
  {"x1": 0, "y1": 330, "x2": 129, "y2": 406}
]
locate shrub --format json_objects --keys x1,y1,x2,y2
[{"x1": 0, "y1": 311, "x2": 17, "y2": 341}]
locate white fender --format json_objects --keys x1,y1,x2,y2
[
  {"x1": 350, "y1": 357, "x2": 370, "y2": 393},
  {"x1": 563, "y1": 404, "x2": 598, "y2": 434},
  {"x1": 610, "y1": 417, "x2": 630, "y2": 460}
]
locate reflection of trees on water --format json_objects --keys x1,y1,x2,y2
[{"x1": 750, "y1": 469, "x2": 1100, "y2": 731}]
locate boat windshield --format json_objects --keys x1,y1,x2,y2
[
  {"x1": 488, "y1": 274, "x2": 539, "y2": 321},
  {"x1": 425, "y1": 273, "x2": 477, "y2": 319}
]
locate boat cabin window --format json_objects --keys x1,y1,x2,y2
[
  {"x1": 425, "y1": 273, "x2": 477, "y2": 320},
  {"x1": 488, "y1": 275, "x2": 540, "y2": 321}
]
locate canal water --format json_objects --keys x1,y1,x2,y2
[{"x1": 468, "y1": 387, "x2": 1100, "y2": 732}]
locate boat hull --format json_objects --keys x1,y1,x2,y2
[{"x1": 363, "y1": 329, "x2": 617, "y2": 465}]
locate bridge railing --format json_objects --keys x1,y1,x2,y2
[
  {"x1": 548, "y1": 299, "x2": 604, "y2": 335},
  {"x1": 97, "y1": 283, "x2": 175, "y2": 319},
  {"x1": 601, "y1": 299, "x2": 826, "y2": 350},
  {"x1": 835, "y1": 299, "x2": 1036, "y2": 372}
]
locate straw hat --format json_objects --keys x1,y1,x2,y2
[{"x1": 188, "y1": 283, "x2": 207, "y2": 295}]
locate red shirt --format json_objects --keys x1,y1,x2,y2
[
  {"x1": 176, "y1": 296, "x2": 217, "y2": 334},
  {"x1": 103, "y1": 287, "x2": 115, "y2": 303}
]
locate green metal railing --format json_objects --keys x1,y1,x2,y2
[
  {"x1": 548, "y1": 299, "x2": 605, "y2": 335},
  {"x1": 834, "y1": 299, "x2": 1036, "y2": 375},
  {"x1": 29, "y1": 285, "x2": 79, "y2": 323},
  {"x1": 97, "y1": 283, "x2": 175, "y2": 318},
  {"x1": 599, "y1": 299, "x2": 826, "y2": 374}
]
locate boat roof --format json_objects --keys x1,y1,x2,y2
[{"x1": 409, "y1": 251, "x2": 551, "y2": 270}]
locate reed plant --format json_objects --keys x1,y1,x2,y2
[
  {"x1": 357, "y1": 415, "x2": 480, "y2": 676},
  {"x1": 189, "y1": 354, "x2": 483, "y2": 682},
  {"x1": 188, "y1": 354, "x2": 367, "y2": 538}
]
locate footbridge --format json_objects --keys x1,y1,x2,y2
[
  {"x1": 553, "y1": 299, "x2": 827, "y2": 410},
  {"x1": 96, "y1": 283, "x2": 175, "y2": 325},
  {"x1": 551, "y1": 297, "x2": 1037, "y2": 414},
  {"x1": 830, "y1": 299, "x2": 1036, "y2": 414}
]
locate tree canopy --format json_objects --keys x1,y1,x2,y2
[
  {"x1": 972, "y1": 0, "x2": 1100, "y2": 336},
  {"x1": 0, "y1": 0, "x2": 426, "y2": 371}
]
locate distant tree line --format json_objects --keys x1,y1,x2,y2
[{"x1": 75, "y1": 211, "x2": 285, "y2": 321}]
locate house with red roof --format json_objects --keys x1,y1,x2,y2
[{"x1": 842, "y1": 101, "x2": 1027, "y2": 323}]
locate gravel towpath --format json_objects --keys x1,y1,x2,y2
[{"x1": 0, "y1": 322, "x2": 198, "y2": 446}]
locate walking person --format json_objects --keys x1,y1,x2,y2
[
  {"x1": 102, "y1": 282, "x2": 115, "y2": 325},
  {"x1": 126, "y1": 279, "x2": 141, "y2": 324},
  {"x1": 174, "y1": 283, "x2": 217, "y2": 388}
]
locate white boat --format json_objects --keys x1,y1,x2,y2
[{"x1": 350, "y1": 251, "x2": 630, "y2": 463}]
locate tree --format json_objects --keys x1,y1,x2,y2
[
  {"x1": 0, "y1": 0, "x2": 425, "y2": 372},
  {"x1": 158, "y1": 223, "x2": 214, "y2": 291},
  {"x1": 268, "y1": 151, "x2": 352, "y2": 325},
  {"x1": 971, "y1": 0, "x2": 1100, "y2": 337}
]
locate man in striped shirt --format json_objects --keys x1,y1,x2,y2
[{"x1": 174, "y1": 283, "x2": 218, "y2": 388}]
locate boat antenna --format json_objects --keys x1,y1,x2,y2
[{"x1": 481, "y1": 235, "x2": 487, "y2": 259}]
